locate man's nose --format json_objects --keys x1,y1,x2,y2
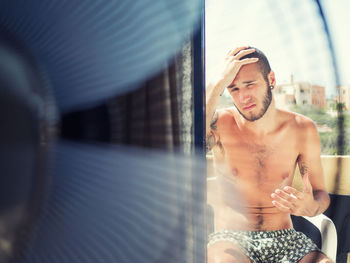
[{"x1": 239, "y1": 90, "x2": 252, "y2": 104}]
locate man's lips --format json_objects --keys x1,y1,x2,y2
[{"x1": 243, "y1": 104, "x2": 256, "y2": 111}]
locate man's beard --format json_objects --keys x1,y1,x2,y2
[{"x1": 235, "y1": 85, "x2": 272, "y2": 122}]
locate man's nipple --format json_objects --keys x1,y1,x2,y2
[
  {"x1": 232, "y1": 167, "x2": 239, "y2": 176},
  {"x1": 281, "y1": 172, "x2": 289, "y2": 180}
]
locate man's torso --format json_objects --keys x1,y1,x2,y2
[{"x1": 212, "y1": 108, "x2": 303, "y2": 231}]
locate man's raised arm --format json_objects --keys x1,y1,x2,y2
[{"x1": 205, "y1": 47, "x2": 259, "y2": 149}]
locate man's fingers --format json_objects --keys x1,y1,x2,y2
[
  {"x1": 274, "y1": 189, "x2": 298, "y2": 203},
  {"x1": 227, "y1": 47, "x2": 255, "y2": 59},
  {"x1": 272, "y1": 200, "x2": 291, "y2": 213},
  {"x1": 271, "y1": 193, "x2": 294, "y2": 209},
  {"x1": 283, "y1": 186, "x2": 304, "y2": 199},
  {"x1": 227, "y1": 46, "x2": 249, "y2": 56},
  {"x1": 235, "y1": 48, "x2": 256, "y2": 59},
  {"x1": 237, "y1": 57, "x2": 259, "y2": 65}
]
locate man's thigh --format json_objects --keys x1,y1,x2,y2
[
  {"x1": 298, "y1": 251, "x2": 334, "y2": 263},
  {"x1": 207, "y1": 241, "x2": 252, "y2": 263}
]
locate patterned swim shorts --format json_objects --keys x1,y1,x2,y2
[{"x1": 208, "y1": 229, "x2": 321, "y2": 263}]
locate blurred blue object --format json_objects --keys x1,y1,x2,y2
[
  {"x1": 17, "y1": 142, "x2": 206, "y2": 263},
  {"x1": 0, "y1": 1, "x2": 204, "y2": 262},
  {"x1": 0, "y1": 0, "x2": 201, "y2": 112}
]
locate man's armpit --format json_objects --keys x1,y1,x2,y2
[
  {"x1": 300, "y1": 162, "x2": 308, "y2": 177},
  {"x1": 207, "y1": 111, "x2": 220, "y2": 152},
  {"x1": 210, "y1": 111, "x2": 219, "y2": 130},
  {"x1": 206, "y1": 130, "x2": 217, "y2": 152}
]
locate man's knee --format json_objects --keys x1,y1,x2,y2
[
  {"x1": 316, "y1": 257, "x2": 334, "y2": 263},
  {"x1": 298, "y1": 251, "x2": 334, "y2": 263},
  {"x1": 207, "y1": 253, "x2": 247, "y2": 263}
]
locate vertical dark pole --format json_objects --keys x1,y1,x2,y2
[
  {"x1": 314, "y1": 1, "x2": 343, "y2": 260},
  {"x1": 314, "y1": 0, "x2": 340, "y2": 87},
  {"x1": 193, "y1": 0, "x2": 205, "y2": 152},
  {"x1": 314, "y1": 0, "x2": 344, "y2": 155},
  {"x1": 193, "y1": 0, "x2": 206, "y2": 262}
]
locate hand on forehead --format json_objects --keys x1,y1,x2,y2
[
  {"x1": 226, "y1": 46, "x2": 255, "y2": 57},
  {"x1": 225, "y1": 47, "x2": 259, "y2": 69}
]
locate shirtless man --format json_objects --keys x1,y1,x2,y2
[{"x1": 206, "y1": 47, "x2": 332, "y2": 263}]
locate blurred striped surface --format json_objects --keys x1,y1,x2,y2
[{"x1": 0, "y1": 0, "x2": 201, "y2": 112}]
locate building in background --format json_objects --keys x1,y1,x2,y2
[
  {"x1": 312, "y1": 85, "x2": 327, "y2": 108},
  {"x1": 274, "y1": 75, "x2": 326, "y2": 110}
]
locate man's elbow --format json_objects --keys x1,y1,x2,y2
[
  {"x1": 324, "y1": 191, "x2": 331, "y2": 210},
  {"x1": 313, "y1": 189, "x2": 331, "y2": 214}
]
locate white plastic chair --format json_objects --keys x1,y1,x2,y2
[{"x1": 303, "y1": 214, "x2": 337, "y2": 262}]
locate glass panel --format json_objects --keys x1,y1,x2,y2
[{"x1": 205, "y1": 1, "x2": 349, "y2": 261}]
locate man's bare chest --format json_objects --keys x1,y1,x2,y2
[{"x1": 214, "y1": 129, "x2": 299, "y2": 184}]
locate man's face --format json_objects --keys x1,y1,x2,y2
[{"x1": 227, "y1": 63, "x2": 272, "y2": 122}]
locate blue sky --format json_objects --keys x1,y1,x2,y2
[{"x1": 205, "y1": 0, "x2": 350, "y2": 98}]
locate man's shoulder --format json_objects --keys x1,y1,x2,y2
[
  {"x1": 278, "y1": 109, "x2": 316, "y2": 132},
  {"x1": 216, "y1": 107, "x2": 236, "y2": 120},
  {"x1": 278, "y1": 110, "x2": 321, "y2": 153},
  {"x1": 216, "y1": 107, "x2": 235, "y2": 114}
]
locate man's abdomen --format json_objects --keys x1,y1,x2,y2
[{"x1": 215, "y1": 175, "x2": 294, "y2": 231}]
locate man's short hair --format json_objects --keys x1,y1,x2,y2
[{"x1": 239, "y1": 47, "x2": 271, "y2": 83}]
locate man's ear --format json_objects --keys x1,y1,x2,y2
[{"x1": 268, "y1": 70, "x2": 276, "y2": 87}]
